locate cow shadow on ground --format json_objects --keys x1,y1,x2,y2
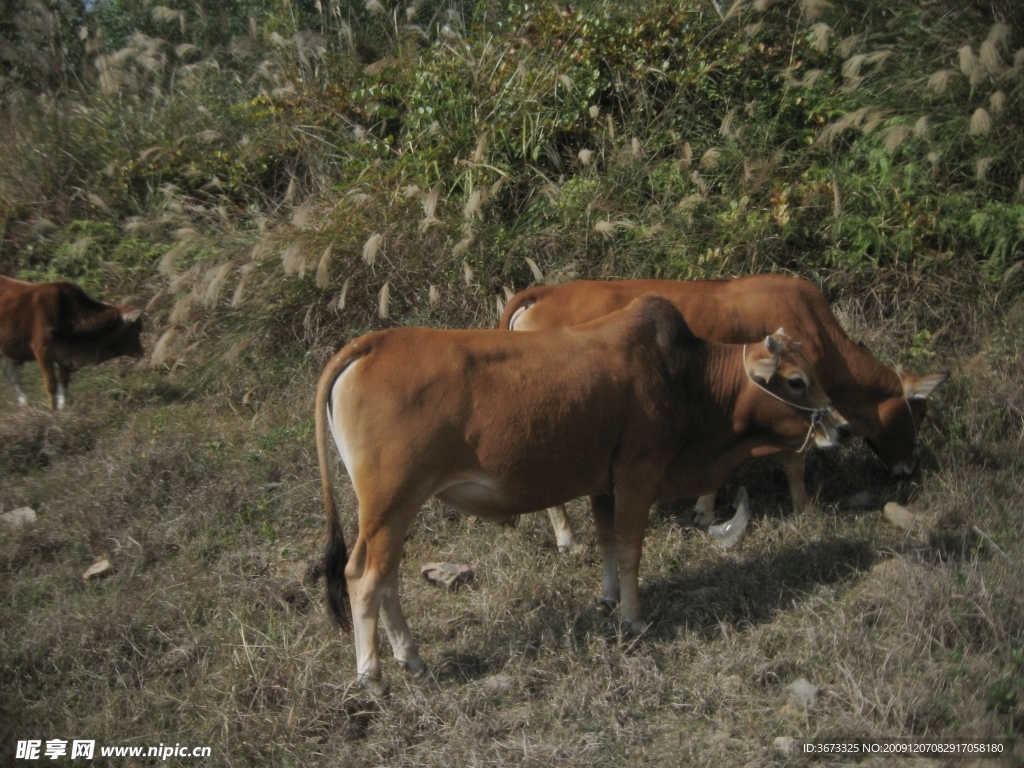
[{"x1": 638, "y1": 537, "x2": 876, "y2": 643}]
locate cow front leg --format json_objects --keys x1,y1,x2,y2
[
  {"x1": 2, "y1": 357, "x2": 28, "y2": 406},
  {"x1": 613, "y1": 491, "x2": 654, "y2": 633},
  {"x1": 590, "y1": 494, "x2": 619, "y2": 611},
  {"x1": 547, "y1": 504, "x2": 577, "y2": 553},
  {"x1": 781, "y1": 450, "x2": 810, "y2": 512},
  {"x1": 56, "y1": 363, "x2": 72, "y2": 410}
]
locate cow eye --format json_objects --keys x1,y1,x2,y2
[{"x1": 788, "y1": 376, "x2": 807, "y2": 391}]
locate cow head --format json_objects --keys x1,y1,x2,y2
[
  {"x1": 113, "y1": 307, "x2": 146, "y2": 359},
  {"x1": 741, "y1": 329, "x2": 850, "y2": 451},
  {"x1": 865, "y1": 368, "x2": 948, "y2": 476}
]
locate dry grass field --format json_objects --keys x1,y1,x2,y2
[{"x1": 2, "y1": 283, "x2": 1023, "y2": 767}]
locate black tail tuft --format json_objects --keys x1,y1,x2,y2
[{"x1": 324, "y1": 537, "x2": 352, "y2": 632}]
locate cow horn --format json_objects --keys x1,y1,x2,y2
[
  {"x1": 122, "y1": 308, "x2": 143, "y2": 323},
  {"x1": 764, "y1": 334, "x2": 783, "y2": 356},
  {"x1": 774, "y1": 326, "x2": 786, "y2": 336}
]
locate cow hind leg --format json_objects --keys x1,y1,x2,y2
[
  {"x1": 344, "y1": 497, "x2": 420, "y2": 692},
  {"x1": 781, "y1": 451, "x2": 810, "y2": 512},
  {"x1": 694, "y1": 491, "x2": 717, "y2": 526},
  {"x1": 3, "y1": 357, "x2": 28, "y2": 406},
  {"x1": 547, "y1": 504, "x2": 577, "y2": 553},
  {"x1": 379, "y1": 568, "x2": 426, "y2": 678},
  {"x1": 32, "y1": 348, "x2": 59, "y2": 410}
]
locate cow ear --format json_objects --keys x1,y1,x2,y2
[
  {"x1": 764, "y1": 334, "x2": 783, "y2": 356},
  {"x1": 122, "y1": 309, "x2": 142, "y2": 324},
  {"x1": 746, "y1": 354, "x2": 779, "y2": 385},
  {"x1": 901, "y1": 370, "x2": 949, "y2": 400}
]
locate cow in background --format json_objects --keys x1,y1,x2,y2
[
  {"x1": 500, "y1": 275, "x2": 947, "y2": 550},
  {"x1": 0, "y1": 276, "x2": 145, "y2": 410}
]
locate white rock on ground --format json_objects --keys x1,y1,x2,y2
[{"x1": 1, "y1": 507, "x2": 37, "y2": 526}]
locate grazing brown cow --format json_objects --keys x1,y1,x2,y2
[
  {"x1": 0, "y1": 277, "x2": 145, "y2": 410},
  {"x1": 316, "y1": 297, "x2": 847, "y2": 691},
  {"x1": 500, "y1": 275, "x2": 947, "y2": 551}
]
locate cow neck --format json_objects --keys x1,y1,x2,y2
[
  {"x1": 693, "y1": 341, "x2": 745, "y2": 433},
  {"x1": 821, "y1": 324, "x2": 903, "y2": 398},
  {"x1": 69, "y1": 305, "x2": 124, "y2": 341}
]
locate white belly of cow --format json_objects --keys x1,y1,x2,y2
[{"x1": 435, "y1": 474, "x2": 522, "y2": 520}]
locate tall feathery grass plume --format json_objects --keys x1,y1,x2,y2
[
  {"x1": 463, "y1": 190, "x2": 486, "y2": 221},
  {"x1": 292, "y1": 197, "x2": 314, "y2": 230},
  {"x1": 810, "y1": 23, "x2": 831, "y2": 54},
  {"x1": 752, "y1": 0, "x2": 772, "y2": 11},
  {"x1": 428, "y1": 285, "x2": 439, "y2": 306},
  {"x1": 690, "y1": 171, "x2": 708, "y2": 195},
  {"x1": 975, "y1": 157, "x2": 993, "y2": 181},
  {"x1": 202, "y1": 263, "x2": 233, "y2": 308},
  {"x1": 472, "y1": 132, "x2": 489, "y2": 164},
  {"x1": 832, "y1": 177, "x2": 842, "y2": 217},
  {"x1": 525, "y1": 257, "x2": 544, "y2": 282},
  {"x1": 282, "y1": 241, "x2": 307, "y2": 277},
  {"x1": 801, "y1": 0, "x2": 832, "y2": 21},
  {"x1": 316, "y1": 244, "x2": 333, "y2": 288},
  {"x1": 913, "y1": 116, "x2": 929, "y2": 139},
  {"x1": 378, "y1": 282, "x2": 390, "y2": 318},
  {"x1": 419, "y1": 184, "x2": 442, "y2": 232},
  {"x1": 578, "y1": 148, "x2": 594, "y2": 165},
  {"x1": 989, "y1": 91, "x2": 1005, "y2": 113},
  {"x1": 362, "y1": 233, "x2": 383, "y2": 266},
  {"x1": 335, "y1": 278, "x2": 351, "y2": 312},
  {"x1": 496, "y1": 295, "x2": 505, "y2": 318},
  {"x1": 987, "y1": 23, "x2": 1012, "y2": 49},
  {"x1": 719, "y1": 108, "x2": 738, "y2": 139},
  {"x1": 928, "y1": 69, "x2": 957, "y2": 94},
  {"x1": 980, "y1": 41, "x2": 1005, "y2": 76},
  {"x1": 462, "y1": 261, "x2": 475, "y2": 287},
  {"x1": 453, "y1": 228, "x2": 476, "y2": 258},
  {"x1": 231, "y1": 265, "x2": 254, "y2": 308},
  {"x1": 881, "y1": 124, "x2": 912, "y2": 153},
  {"x1": 838, "y1": 34, "x2": 861, "y2": 58},
  {"x1": 699, "y1": 148, "x2": 720, "y2": 168},
  {"x1": 159, "y1": 243, "x2": 191, "y2": 276},
  {"x1": 723, "y1": 0, "x2": 745, "y2": 22},
  {"x1": 969, "y1": 107, "x2": 992, "y2": 136},
  {"x1": 150, "y1": 327, "x2": 179, "y2": 367}
]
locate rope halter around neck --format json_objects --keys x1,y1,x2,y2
[{"x1": 742, "y1": 344, "x2": 835, "y2": 454}]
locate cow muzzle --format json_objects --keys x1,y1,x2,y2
[{"x1": 809, "y1": 406, "x2": 849, "y2": 450}]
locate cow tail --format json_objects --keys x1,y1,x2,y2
[{"x1": 315, "y1": 347, "x2": 358, "y2": 632}]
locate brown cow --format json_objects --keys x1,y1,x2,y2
[
  {"x1": 500, "y1": 275, "x2": 947, "y2": 550},
  {"x1": 316, "y1": 297, "x2": 847, "y2": 691},
  {"x1": 0, "y1": 277, "x2": 144, "y2": 410}
]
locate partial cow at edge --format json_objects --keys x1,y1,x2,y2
[
  {"x1": 0, "y1": 276, "x2": 145, "y2": 410},
  {"x1": 315, "y1": 295, "x2": 847, "y2": 692}
]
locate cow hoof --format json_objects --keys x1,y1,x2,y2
[
  {"x1": 620, "y1": 620, "x2": 650, "y2": 638},
  {"x1": 356, "y1": 675, "x2": 389, "y2": 697},
  {"x1": 400, "y1": 658, "x2": 429, "y2": 680},
  {"x1": 595, "y1": 597, "x2": 618, "y2": 616}
]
